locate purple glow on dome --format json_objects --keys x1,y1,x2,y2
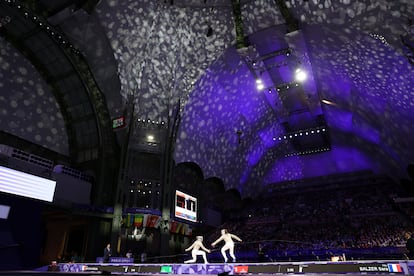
[
  {"x1": 263, "y1": 156, "x2": 304, "y2": 184},
  {"x1": 239, "y1": 168, "x2": 251, "y2": 186},
  {"x1": 91, "y1": 0, "x2": 414, "y2": 197},
  {"x1": 352, "y1": 115, "x2": 381, "y2": 145},
  {"x1": 0, "y1": 0, "x2": 413, "y2": 201},
  {"x1": 258, "y1": 126, "x2": 281, "y2": 148},
  {"x1": 324, "y1": 108, "x2": 353, "y2": 133},
  {"x1": 264, "y1": 146, "x2": 376, "y2": 185},
  {"x1": 176, "y1": 20, "x2": 414, "y2": 197},
  {"x1": 246, "y1": 145, "x2": 265, "y2": 167},
  {"x1": 331, "y1": 147, "x2": 375, "y2": 173}
]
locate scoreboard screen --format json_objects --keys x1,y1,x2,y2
[{"x1": 174, "y1": 190, "x2": 197, "y2": 222}]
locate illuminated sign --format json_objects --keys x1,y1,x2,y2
[
  {"x1": 112, "y1": 116, "x2": 126, "y2": 129},
  {"x1": 234, "y1": 266, "x2": 249, "y2": 274},
  {"x1": 160, "y1": 265, "x2": 173, "y2": 273}
]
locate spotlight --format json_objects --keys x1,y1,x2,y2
[
  {"x1": 295, "y1": 68, "x2": 307, "y2": 82},
  {"x1": 321, "y1": 99, "x2": 336, "y2": 106},
  {"x1": 256, "y1": 79, "x2": 264, "y2": 90}
]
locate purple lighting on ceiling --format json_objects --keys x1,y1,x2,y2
[
  {"x1": 264, "y1": 145, "x2": 376, "y2": 185},
  {"x1": 258, "y1": 126, "x2": 282, "y2": 148},
  {"x1": 246, "y1": 145, "x2": 265, "y2": 167},
  {"x1": 331, "y1": 146, "x2": 375, "y2": 173},
  {"x1": 352, "y1": 115, "x2": 381, "y2": 145},
  {"x1": 324, "y1": 108, "x2": 353, "y2": 133}
]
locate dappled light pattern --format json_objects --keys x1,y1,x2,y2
[
  {"x1": 65, "y1": 0, "x2": 414, "y2": 197},
  {"x1": 286, "y1": 0, "x2": 413, "y2": 48},
  {"x1": 96, "y1": 0, "x2": 235, "y2": 121},
  {"x1": 306, "y1": 24, "x2": 414, "y2": 180},
  {"x1": 0, "y1": 38, "x2": 68, "y2": 154},
  {"x1": 2, "y1": 0, "x2": 413, "y2": 198},
  {"x1": 241, "y1": 0, "x2": 285, "y2": 35},
  {"x1": 175, "y1": 1, "x2": 414, "y2": 197},
  {"x1": 55, "y1": 11, "x2": 124, "y2": 119}
]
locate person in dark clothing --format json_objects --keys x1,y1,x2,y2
[
  {"x1": 404, "y1": 232, "x2": 414, "y2": 259},
  {"x1": 47, "y1": 261, "x2": 60, "y2": 271},
  {"x1": 103, "y1": 243, "x2": 112, "y2": 263}
]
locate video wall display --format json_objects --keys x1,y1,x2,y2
[{"x1": 0, "y1": 165, "x2": 56, "y2": 202}]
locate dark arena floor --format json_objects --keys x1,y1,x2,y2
[{"x1": 1, "y1": 261, "x2": 414, "y2": 276}]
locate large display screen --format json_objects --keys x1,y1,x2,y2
[
  {"x1": 174, "y1": 190, "x2": 197, "y2": 222},
  {"x1": 0, "y1": 165, "x2": 56, "y2": 202}
]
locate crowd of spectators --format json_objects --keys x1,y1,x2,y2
[{"x1": 206, "y1": 174, "x2": 414, "y2": 262}]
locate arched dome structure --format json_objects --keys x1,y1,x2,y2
[{"x1": 0, "y1": 0, "x2": 413, "y2": 199}]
